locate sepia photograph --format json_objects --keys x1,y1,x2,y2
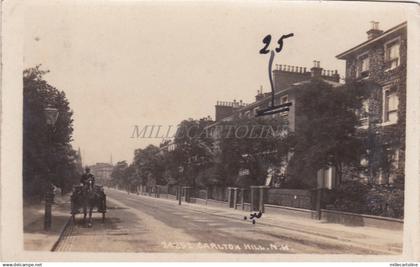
[{"x1": 1, "y1": 0, "x2": 420, "y2": 262}]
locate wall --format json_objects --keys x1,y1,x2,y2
[
  {"x1": 135, "y1": 188, "x2": 403, "y2": 230},
  {"x1": 208, "y1": 186, "x2": 227, "y2": 202},
  {"x1": 266, "y1": 188, "x2": 315, "y2": 210},
  {"x1": 273, "y1": 69, "x2": 311, "y2": 91},
  {"x1": 168, "y1": 185, "x2": 178, "y2": 196},
  {"x1": 157, "y1": 185, "x2": 169, "y2": 194},
  {"x1": 264, "y1": 204, "x2": 316, "y2": 219},
  {"x1": 320, "y1": 209, "x2": 403, "y2": 230}
]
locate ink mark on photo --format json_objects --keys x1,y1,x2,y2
[
  {"x1": 257, "y1": 33, "x2": 294, "y2": 117},
  {"x1": 243, "y1": 211, "x2": 263, "y2": 224}
]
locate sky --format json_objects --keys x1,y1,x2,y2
[{"x1": 23, "y1": 1, "x2": 409, "y2": 165}]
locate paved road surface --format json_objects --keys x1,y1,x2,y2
[{"x1": 54, "y1": 188, "x2": 402, "y2": 254}]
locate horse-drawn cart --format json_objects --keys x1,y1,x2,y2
[{"x1": 70, "y1": 183, "x2": 107, "y2": 225}]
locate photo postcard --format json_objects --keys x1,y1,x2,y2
[{"x1": 0, "y1": 0, "x2": 419, "y2": 262}]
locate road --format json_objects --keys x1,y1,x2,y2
[{"x1": 54, "y1": 188, "x2": 402, "y2": 254}]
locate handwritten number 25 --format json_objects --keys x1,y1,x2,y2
[{"x1": 259, "y1": 33, "x2": 294, "y2": 54}]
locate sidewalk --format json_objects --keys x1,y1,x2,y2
[
  {"x1": 23, "y1": 193, "x2": 71, "y2": 251},
  {"x1": 108, "y1": 188, "x2": 403, "y2": 254}
]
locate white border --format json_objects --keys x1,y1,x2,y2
[{"x1": 1, "y1": 0, "x2": 419, "y2": 262}]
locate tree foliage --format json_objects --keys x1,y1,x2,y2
[
  {"x1": 110, "y1": 161, "x2": 129, "y2": 187},
  {"x1": 172, "y1": 118, "x2": 215, "y2": 186},
  {"x1": 133, "y1": 145, "x2": 165, "y2": 186},
  {"x1": 23, "y1": 65, "x2": 82, "y2": 198},
  {"x1": 110, "y1": 79, "x2": 378, "y2": 191},
  {"x1": 284, "y1": 79, "x2": 368, "y2": 188},
  {"x1": 214, "y1": 117, "x2": 288, "y2": 187}
]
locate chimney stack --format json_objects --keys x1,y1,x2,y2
[
  {"x1": 367, "y1": 21, "x2": 383, "y2": 40},
  {"x1": 256, "y1": 86, "x2": 265, "y2": 101},
  {"x1": 310, "y1": 60, "x2": 323, "y2": 78},
  {"x1": 331, "y1": 70, "x2": 340, "y2": 82}
]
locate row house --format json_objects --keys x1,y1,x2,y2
[
  {"x1": 209, "y1": 61, "x2": 341, "y2": 187},
  {"x1": 213, "y1": 61, "x2": 340, "y2": 130},
  {"x1": 336, "y1": 21, "x2": 407, "y2": 184}
]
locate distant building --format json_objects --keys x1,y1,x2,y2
[
  {"x1": 89, "y1": 162, "x2": 114, "y2": 185},
  {"x1": 336, "y1": 21, "x2": 407, "y2": 184}
]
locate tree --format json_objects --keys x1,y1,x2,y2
[
  {"x1": 133, "y1": 145, "x2": 165, "y2": 186},
  {"x1": 286, "y1": 78, "x2": 368, "y2": 188},
  {"x1": 110, "y1": 161, "x2": 129, "y2": 187},
  {"x1": 171, "y1": 118, "x2": 215, "y2": 186},
  {"x1": 23, "y1": 65, "x2": 81, "y2": 198},
  {"x1": 214, "y1": 116, "x2": 288, "y2": 187}
]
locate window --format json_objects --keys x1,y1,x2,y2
[
  {"x1": 385, "y1": 38, "x2": 400, "y2": 70},
  {"x1": 361, "y1": 56, "x2": 369, "y2": 73},
  {"x1": 357, "y1": 53, "x2": 370, "y2": 78},
  {"x1": 356, "y1": 99, "x2": 369, "y2": 127},
  {"x1": 383, "y1": 86, "x2": 399, "y2": 124},
  {"x1": 279, "y1": 95, "x2": 289, "y2": 117}
]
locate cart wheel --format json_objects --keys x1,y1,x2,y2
[{"x1": 102, "y1": 212, "x2": 106, "y2": 223}]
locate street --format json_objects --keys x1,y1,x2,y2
[{"x1": 53, "y1": 188, "x2": 402, "y2": 254}]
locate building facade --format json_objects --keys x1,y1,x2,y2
[
  {"x1": 336, "y1": 21, "x2": 407, "y2": 184},
  {"x1": 213, "y1": 61, "x2": 340, "y2": 129},
  {"x1": 90, "y1": 162, "x2": 114, "y2": 186},
  {"x1": 209, "y1": 61, "x2": 341, "y2": 187}
]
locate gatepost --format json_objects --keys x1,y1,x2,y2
[
  {"x1": 250, "y1": 185, "x2": 268, "y2": 213},
  {"x1": 227, "y1": 187, "x2": 234, "y2": 208},
  {"x1": 183, "y1": 186, "x2": 192, "y2": 203},
  {"x1": 154, "y1": 185, "x2": 160, "y2": 198},
  {"x1": 240, "y1": 188, "x2": 245, "y2": 210},
  {"x1": 250, "y1": 186, "x2": 258, "y2": 211},
  {"x1": 316, "y1": 168, "x2": 330, "y2": 220},
  {"x1": 227, "y1": 187, "x2": 239, "y2": 208},
  {"x1": 177, "y1": 185, "x2": 181, "y2": 205},
  {"x1": 258, "y1": 186, "x2": 268, "y2": 213},
  {"x1": 233, "y1": 188, "x2": 239, "y2": 209}
]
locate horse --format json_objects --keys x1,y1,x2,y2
[{"x1": 81, "y1": 178, "x2": 99, "y2": 227}]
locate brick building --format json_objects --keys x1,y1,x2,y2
[
  {"x1": 213, "y1": 61, "x2": 340, "y2": 130},
  {"x1": 209, "y1": 61, "x2": 341, "y2": 187},
  {"x1": 336, "y1": 21, "x2": 407, "y2": 184},
  {"x1": 89, "y1": 162, "x2": 114, "y2": 185}
]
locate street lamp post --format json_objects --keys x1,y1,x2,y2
[
  {"x1": 178, "y1": 166, "x2": 184, "y2": 205},
  {"x1": 43, "y1": 106, "x2": 59, "y2": 231}
]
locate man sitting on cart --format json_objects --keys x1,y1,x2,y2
[{"x1": 80, "y1": 167, "x2": 95, "y2": 187}]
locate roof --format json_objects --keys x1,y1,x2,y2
[
  {"x1": 207, "y1": 78, "x2": 341, "y2": 128},
  {"x1": 336, "y1": 21, "x2": 407, "y2": 60}
]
